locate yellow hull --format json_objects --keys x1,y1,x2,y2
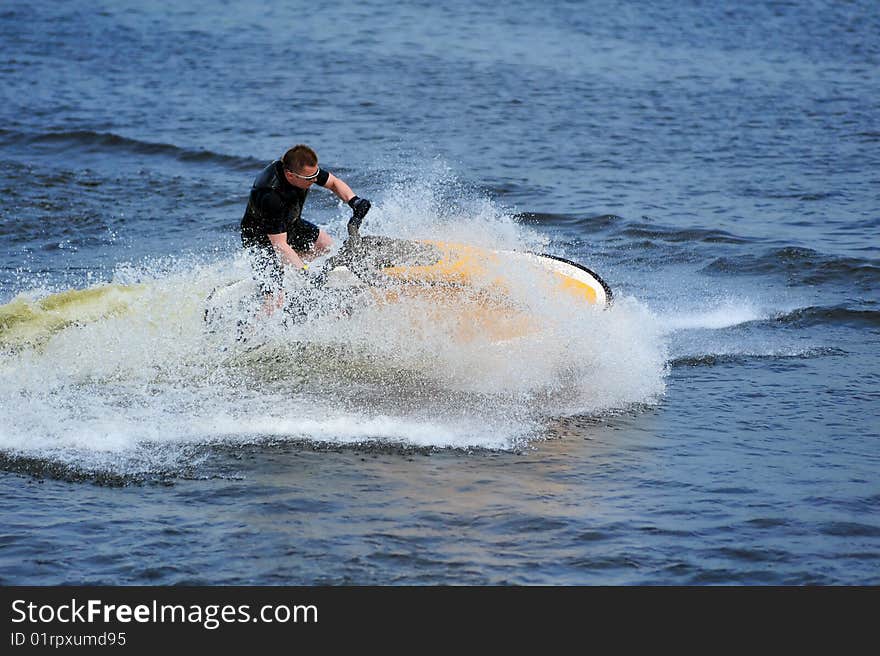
[
  {"x1": 370, "y1": 285, "x2": 537, "y2": 343},
  {"x1": 376, "y1": 239, "x2": 610, "y2": 306},
  {"x1": 0, "y1": 284, "x2": 144, "y2": 350},
  {"x1": 363, "y1": 239, "x2": 611, "y2": 342},
  {"x1": 203, "y1": 236, "x2": 612, "y2": 344}
]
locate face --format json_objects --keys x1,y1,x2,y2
[{"x1": 284, "y1": 163, "x2": 320, "y2": 189}]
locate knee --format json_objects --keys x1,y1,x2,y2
[{"x1": 314, "y1": 229, "x2": 333, "y2": 254}]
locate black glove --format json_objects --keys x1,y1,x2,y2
[{"x1": 348, "y1": 196, "x2": 371, "y2": 223}]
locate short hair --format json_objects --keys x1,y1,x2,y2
[{"x1": 282, "y1": 144, "x2": 318, "y2": 171}]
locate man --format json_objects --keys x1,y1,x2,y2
[{"x1": 240, "y1": 144, "x2": 371, "y2": 312}]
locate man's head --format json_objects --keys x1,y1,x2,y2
[{"x1": 283, "y1": 144, "x2": 320, "y2": 188}]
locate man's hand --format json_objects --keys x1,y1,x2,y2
[
  {"x1": 298, "y1": 263, "x2": 318, "y2": 287},
  {"x1": 348, "y1": 196, "x2": 371, "y2": 223}
]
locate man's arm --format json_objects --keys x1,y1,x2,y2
[
  {"x1": 258, "y1": 191, "x2": 307, "y2": 270},
  {"x1": 267, "y1": 232, "x2": 306, "y2": 270},
  {"x1": 323, "y1": 173, "x2": 356, "y2": 203},
  {"x1": 323, "y1": 173, "x2": 371, "y2": 227}
]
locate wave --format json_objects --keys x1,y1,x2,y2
[
  {"x1": 669, "y1": 347, "x2": 847, "y2": 368},
  {"x1": 618, "y1": 221, "x2": 755, "y2": 245},
  {"x1": 519, "y1": 214, "x2": 761, "y2": 247},
  {"x1": 742, "y1": 188, "x2": 841, "y2": 202},
  {"x1": 0, "y1": 128, "x2": 262, "y2": 171},
  {"x1": 701, "y1": 246, "x2": 880, "y2": 287},
  {"x1": 656, "y1": 300, "x2": 879, "y2": 339},
  {"x1": 516, "y1": 213, "x2": 625, "y2": 233},
  {"x1": 656, "y1": 299, "x2": 880, "y2": 333},
  {"x1": 656, "y1": 301, "x2": 767, "y2": 332},
  {"x1": 771, "y1": 304, "x2": 880, "y2": 329},
  {"x1": 520, "y1": 216, "x2": 878, "y2": 293}
]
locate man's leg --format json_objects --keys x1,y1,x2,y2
[
  {"x1": 290, "y1": 221, "x2": 333, "y2": 262},
  {"x1": 260, "y1": 289, "x2": 284, "y2": 316},
  {"x1": 306, "y1": 228, "x2": 333, "y2": 259},
  {"x1": 246, "y1": 247, "x2": 285, "y2": 317}
]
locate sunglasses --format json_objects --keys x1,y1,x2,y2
[{"x1": 286, "y1": 166, "x2": 321, "y2": 181}]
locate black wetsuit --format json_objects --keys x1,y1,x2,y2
[{"x1": 240, "y1": 160, "x2": 330, "y2": 292}]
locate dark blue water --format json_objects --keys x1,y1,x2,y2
[{"x1": 1, "y1": 0, "x2": 878, "y2": 584}]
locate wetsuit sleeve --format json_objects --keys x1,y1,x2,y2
[
  {"x1": 315, "y1": 168, "x2": 330, "y2": 187},
  {"x1": 258, "y1": 190, "x2": 287, "y2": 234}
]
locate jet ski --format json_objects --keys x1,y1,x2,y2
[{"x1": 204, "y1": 218, "x2": 612, "y2": 343}]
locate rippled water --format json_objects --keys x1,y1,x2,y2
[{"x1": 1, "y1": 0, "x2": 878, "y2": 584}]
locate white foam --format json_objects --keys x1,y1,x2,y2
[
  {"x1": 656, "y1": 299, "x2": 766, "y2": 332},
  {"x1": 0, "y1": 168, "x2": 668, "y2": 471}
]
